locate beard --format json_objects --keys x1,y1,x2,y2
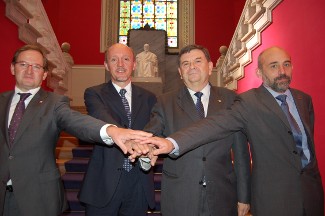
[{"x1": 269, "y1": 74, "x2": 291, "y2": 93}]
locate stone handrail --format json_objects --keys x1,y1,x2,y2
[
  {"x1": 4, "y1": 0, "x2": 72, "y2": 95},
  {"x1": 218, "y1": 0, "x2": 283, "y2": 90}
]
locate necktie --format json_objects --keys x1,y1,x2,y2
[
  {"x1": 119, "y1": 89, "x2": 133, "y2": 171},
  {"x1": 8, "y1": 93, "x2": 31, "y2": 146},
  {"x1": 276, "y1": 94, "x2": 309, "y2": 167},
  {"x1": 194, "y1": 92, "x2": 205, "y2": 119}
]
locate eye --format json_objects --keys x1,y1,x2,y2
[
  {"x1": 284, "y1": 62, "x2": 292, "y2": 67},
  {"x1": 33, "y1": 65, "x2": 42, "y2": 71},
  {"x1": 19, "y1": 62, "x2": 28, "y2": 68},
  {"x1": 182, "y1": 62, "x2": 189, "y2": 67},
  {"x1": 270, "y1": 64, "x2": 278, "y2": 69},
  {"x1": 124, "y1": 57, "x2": 130, "y2": 62}
]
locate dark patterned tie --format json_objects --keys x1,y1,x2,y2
[
  {"x1": 119, "y1": 89, "x2": 133, "y2": 171},
  {"x1": 276, "y1": 94, "x2": 309, "y2": 167},
  {"x1": 194, "y1": 92, "x2": 205, "y2": 119},
  {"x1": 8, "y1": 93, "x2": 31, "y2": 146}
]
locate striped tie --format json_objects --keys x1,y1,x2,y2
[
  {"x1": 119, "y1": 89, "x2": 133, "y2": 171},
  {"x1": 194, "y1": 92, "x2": 205, "y2": 119}
]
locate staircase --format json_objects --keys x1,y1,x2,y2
[{"x1": 56, "y1": 132, "x2": 163, "y2": 216}]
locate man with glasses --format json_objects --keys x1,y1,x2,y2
[{"x1": 0, "y1": 44, "x2": 152, "y2": 216}]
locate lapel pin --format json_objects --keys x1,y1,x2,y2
[
  {"x1": 217, "y1": 100, "x2": 222, "y2": 103},
  {"x1": 39, "y1": 100, "x2": 43, "y2": 104}
]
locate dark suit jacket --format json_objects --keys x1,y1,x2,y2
[
  {"x1": 169, "y1": 85, "x2": 324, "y2": 216},
  {"x1": 78, "y1": 81, "x2": 156, "y2": 209},
  {"x1": 0, "y1": 89, "x2": 108, "y2": 216},
  {"x1": 144, "y1": 85, "x2": 251, "y2": 216}
]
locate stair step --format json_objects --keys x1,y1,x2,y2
[
  {"x1": 64, "y1": 159, "x2": 89, "y2": 173},
  {"x1": 72, "y1": 146, "x2": 93, "y2": 158},
  {"x1": 62, "y1": 173, "x2": 84, "y2": 190},
  {"x1": 65, "y1": 191, "x2": 85, "y2": 211},
  {"x1": 57, "y1": 137, "x2": 80, "y2": 147},
  {"x1": 56, "y1": 147, "x2": 73, "y2": 159}
]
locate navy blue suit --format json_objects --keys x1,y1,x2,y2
[{"x1": 79, "y1": 81, "x2": 156, "y2": 213}]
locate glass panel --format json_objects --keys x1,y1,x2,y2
[
  {"x1": 167, "y1": 18, "x2": 177, "y2": 36},
  {"x1": 168, "y1": 36, "x2": 177, "y2": 47},
  {"x1": 131, "y1": 17, "x2": 142, "y2": 29},
  {"x1": 119, "y1": 18, "x2": 130, "y2": 35},
  {"x1": 155, "y1": 2, "x2": 166, "y2": 18},
  {"x1": 131, "y1": 1, "x2": 142, "y2": 17},
  {"x1": 119, "y1": 36, "x2": 128, "y2": 45},
  {"x1": 167, "y1": 1, "x2": 177, "y2": 19},
  {"x1": 143, "y1": 18, "x2": 155, "y2": 28},
  {"x1": 156, "y1": 18, "x2": 167, "y2": 30},
  {"x1": 143, "y1": 0, "x2": 155, "y2": 18},
  {"x1": 120, "y1": 1, "x2": 130, "y2": 18}
]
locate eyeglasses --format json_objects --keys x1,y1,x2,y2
[{"x1": 15, "y1": 61, "x2": 44, "y2": 72}]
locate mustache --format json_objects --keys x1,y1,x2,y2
[{"x1": 274, "y1": 74, "x2": 290, "y2": 81}]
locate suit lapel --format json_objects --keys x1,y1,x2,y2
[
  {"x1": 207, "y1": 87, "x2": 226, "y2": 116},
  {"x1": 130, "y1": 84, "x2": 143, "y2": 128},
  {"x1": 11, "y1": 89, "x2": 48, "y2": 148},
  {"x1": 176, "y1": 86, "x2": 201, "y2": 122},
  {"x1": 257, "y1": 85, "x2": 291, "y2": 130},
  {"x1": 101, "y1": 81, "x2": 129, "y2": 128}
]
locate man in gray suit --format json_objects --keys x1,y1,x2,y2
[
  {"x1": 144, "y1": 44, "x2": 250, "y2": 216},
  {"x1": 0, "y1": 44, "x2": 151, "y2": 216},
  {"x1": 143, "y1": 46, "x2": 324, "y2": 216}
]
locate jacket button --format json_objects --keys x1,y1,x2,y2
[
  {"x1": 288, "y1": 131, "x2": 293, "y2": 135},
  {"x1": 293, "y1": 150, "x2": 298, "y2": 154},
  {"x1": 202, "y1": 157, "x2": 206, "y2": 161}
]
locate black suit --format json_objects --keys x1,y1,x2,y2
[
  {"x1": 79, "y1": 81, "x2": 156, "y2": 214},
  {"x1": 144, "y1": 85, "x2": 251, "y2": 216},
  {"x1": 169, "y1": 85, "x2": 324, "y2": 216},
  {"x1": 0, "y1": 89, "x2": 108, "y2": 216}
]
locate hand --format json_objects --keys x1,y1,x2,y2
[
  {"x1": 106, "y1": 126, "x2": 152, "y2": 154},
  {"x1": 141, "y1": 136, "x2": 174, "y2": 155},
  {"x1": 147, "y1": 145, "x2": 158, "y2": 166},
  {"x1": 237, "y1": 202, "x2": 250, "y2": 216},
  {"x1": 125, "y1": 140, "x2": 150, "y2": 162}
]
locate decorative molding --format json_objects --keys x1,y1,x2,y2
[
  {"x1": 100, "y1": 0, "x2": 195, "y2": 53},
  {"x1": 4, "y1": 0, "x2": 70, "y2": 95},
  {"x1": 220, "y1": 0, "x2": 283, "y2": 90}
]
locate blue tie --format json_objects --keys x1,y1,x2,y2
[
  {"x1": 194, "y1": 92, "x2": 205, "y2": 119},
  {"x1": 8, "y1": 93, "x2": 31, "y2": 147},
  {"x1": 119, "y1": 89, "x2": 133, "y2": 171},
  {"x1": 276, "y1": 94, "x2": 308, "y2": 167}
]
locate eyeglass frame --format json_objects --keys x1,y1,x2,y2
[{"x1": 14, "y1": 61, "x2": 45, "y2": 72}]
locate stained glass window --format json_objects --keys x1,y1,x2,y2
[{"x1": 119, "y1": 0, "x2": 178, "y2": 48}]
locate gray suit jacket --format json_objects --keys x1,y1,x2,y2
[
  {"x1": 169, "y1": 85, "x2": 324, "y2": 216},
  {"x1": 145, "y1": 85, "x2": 251, "y2": 216},
  {"x1": 0, "y1": 89, "x2": 107, "y2": 216}
]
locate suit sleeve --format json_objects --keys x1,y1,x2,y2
[
  {"x1": 84, "y1": 87, "x2": 121, "y2": 127},
  {"x1": 232, "y1": 131, "x2": 251, "y2": 204},
  {"x1": 144, "y1": 99, "x2": 167, "y2": 137},
  {"x1": 54, "y1": 95, "x2": 106, "y2": 143}
]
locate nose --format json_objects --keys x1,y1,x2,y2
[
  {"x1": 190, "y1": 61, "x2": 196, "y2": 69},
  {"x1": 278, "y1": 65, "x2": 285, "y2": 75},
  {"x1": 26, "y1": 65, "x2": 33, "y2": 73},
  {"x1": 117, "y1": 59, "x2": 123, "y2": 67}
]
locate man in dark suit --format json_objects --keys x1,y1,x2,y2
[
  {"x1": 143, "y1": 46, "x2": 324, "y2": 216},
  {"x1": 143, "y1": 44, "x2": 250, "y2": 216},
  {"x1": 0, "y1": 45, "x2": 152, "y2": 216},
  {"x1": 78, "y1": 43, "x2": 157, "y2": 216}
]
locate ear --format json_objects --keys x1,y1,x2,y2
[
  {"x1": 42, "y1": 71, "x2": 48, "y2": 80},
  {"x1": 132, "y1": 61, "x2": 136, "y2": 71},
  {"x1": 208, "y1": 61, "x2": 213, "y2": 75},
  {"x1": 178, "y1": 68, "x2": 183, "y2": 79},
  {"x1": 10, "y1": 64, "x2": 15, "y2": 75},
  {"x1": 256, "y1": 68, "x2": 262, "y2": 78},
  {"x1": 104, "y1": 61, "x2": 109, "y2": 71}
]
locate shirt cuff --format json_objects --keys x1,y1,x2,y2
[
  {"x1": 166, "y1": 137, "x2": 179, "y2": 156},
  {"x1": 100, "y1": 124, "x2": 117, "y2": 145}
]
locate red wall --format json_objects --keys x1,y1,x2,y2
[
  {"x1": 238, "y1": 0, "x2": 325, "y2": 197},
  {"x1": 195, "y1": 0, "x2": 246, "y2": 64},
  {"x1": 0, "y1": 1, "x2": 24, "y2": 92}
]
